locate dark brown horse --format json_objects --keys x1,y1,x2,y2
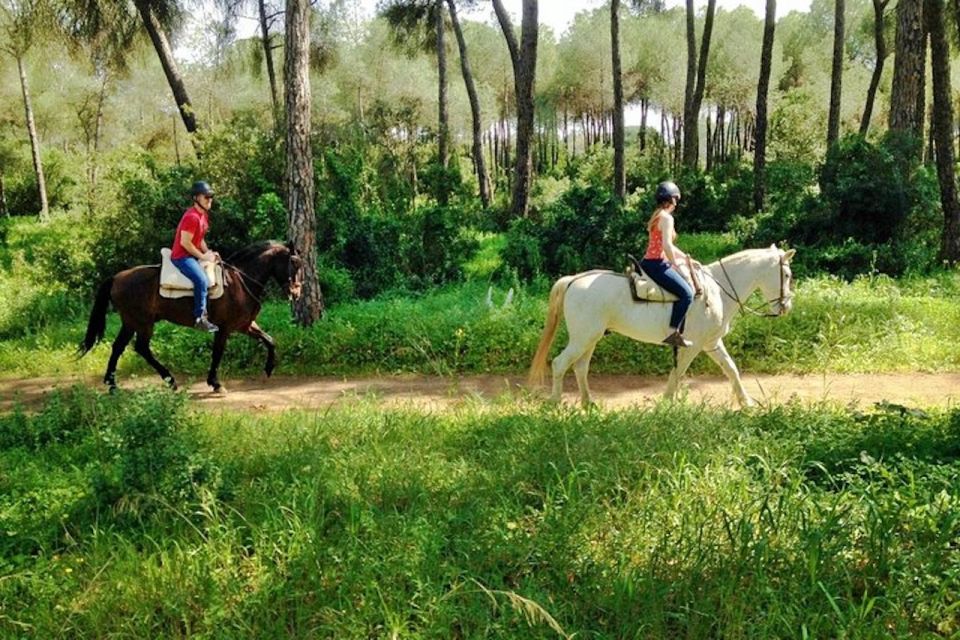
[{"x1": 79, "y1": 241, "x2": 305, "y2": 393}]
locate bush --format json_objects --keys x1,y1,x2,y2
[{"x1": 503, "y1": 184, "x2": 645, "y2": 278}]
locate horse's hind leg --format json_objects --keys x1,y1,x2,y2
[
  {"x1": 133, "y1": 328, "x2": 177, "y2": 390},
  {"x1": 551, "y1": 332, "x2": 603, "y2": 405},
  {"x1": 104, "y1": 324, "x2": 135, "y2": 391},
  {"x1": 572, "y1": 342, "x2": 599, "y2": 408}
]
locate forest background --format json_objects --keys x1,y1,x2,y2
[{"x1": 3, "y1": 0, "x2": 960, "y2": 318}]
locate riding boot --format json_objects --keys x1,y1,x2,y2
[
  {"x1": 195, "y1": 314, "x2": 219, "y2": 333},
  {"x1": 662, "y1": 330, "x2": 692, "y2": 348}
]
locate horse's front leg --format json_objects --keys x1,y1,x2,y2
[
  {"x1": 704, "y1": 339, "x2": 755, "y2": 408},
  {"x1": 664, "y1": 344, "x2": 702, "y2": 401},
  {"x1": 243, "y1": 321, "x2": 276, "y2": 377},
  {"x1": 207, "y1": 331, "x2": 230, "y2": 393}
]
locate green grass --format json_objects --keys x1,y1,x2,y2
[
  {"x1": 3, "y1": 388, "x2": 960, "y2": 637},
  {"x1": 1, "y1": 271, "x2": 959, "y2": 382}
]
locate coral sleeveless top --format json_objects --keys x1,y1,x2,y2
[{"x1": 644, "y1": 214, "x2": 672, "y2": 261}]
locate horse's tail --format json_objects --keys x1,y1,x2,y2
[
  {"x1": 528, "y1": 275, "x2": 575, "y2": 388},
  {"x1": 78, "y1": 277, "x2": 113, "y2": 357}
]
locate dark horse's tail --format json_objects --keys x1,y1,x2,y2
[{"x1": 78, "y1": 277, "x2": 114, "y2": 357}]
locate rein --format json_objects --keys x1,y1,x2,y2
[
  {"x1": 221, "y1": 261, "x2": 267, "y2": 306},
  {"x1": 705, "y1": 255, "x2": 790, "y2": 318}
]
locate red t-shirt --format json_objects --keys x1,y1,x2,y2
[{"x1": 170, "y1": 206, "x2": 209, "y2": 260}]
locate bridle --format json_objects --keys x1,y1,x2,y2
[
  {"x1": 222, "y1": 248, "x2": 303, "y2": 304},
  {"x1": 708, "y1": 253, "x2": 792, "y2": 318}
]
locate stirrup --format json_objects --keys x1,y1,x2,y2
[{"x1": 662, "y1": 331, "x2": 692, "y2": 348}]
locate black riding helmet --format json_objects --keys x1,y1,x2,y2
[
  {"x1": 191, "y1": 181, "x2": 214, "y2": 197},
  {"x1": 655, "y1": 180, "x2": 681, "y2": 204}
]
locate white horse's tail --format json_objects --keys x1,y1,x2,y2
[{"x1": 528, "y1": 275, "x2": 576, "y2": 387}]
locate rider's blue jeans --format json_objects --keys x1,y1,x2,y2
[
  {"x1": 172, "y1": 256, "x2": 209, "y2": 319},
  {"x1": 640, "y1": 258, "x2": 694, "y2": 329}
]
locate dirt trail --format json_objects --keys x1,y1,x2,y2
[{"x1": 2, "y1": 372, "x2": 959, "y2": 412}]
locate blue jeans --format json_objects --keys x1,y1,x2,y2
[
  {"x1": 640, "y1": 258, "x2": 694, "y2": 329},
  {"x1": 172, "y1": 256, "x2": 209, "y2": 319}
]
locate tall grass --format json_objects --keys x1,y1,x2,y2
[{"x1": 3, "y1": 389, "x2": 960, "y2": 637}]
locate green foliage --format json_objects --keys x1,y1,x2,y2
[
  {"x1": 5, "y1": 395, "x2": 960, "y2": 637},
  {"x1": 0, "y1": 388, "x2": 222, "y2": 561}
]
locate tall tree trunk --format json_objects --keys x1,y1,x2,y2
[
  {"x1": 611, "y1": 0, "x2": 625, "y2": 201},
  {"x1": 754, "y1": 0, "x2": 776, "y2": 212},
  {"x1": 447, "y1": 0, "x2": 491, "y2": 207},
  {"x1": 493, "y1": 0, "x2": 538, "y2": 218},
  {"x1": 683, "y1": 0, "x2": 697, "y2": 165},
  {"x1": 258, "y1": 0, "x2": 280, "y2": 122},
  {"x1": 134, "y1": 0, "x2": 199, "y2": 136},
  {"x1": 860, "y1": 0, "x2": 889, "y2": 134},
  {"x1": 284, "y1": 0, "x2": 322, "y2": 325},
  {"x1": 16, "y1": 56, "x2": 48, "y2": 221},
  {"x1": 0, "y1": 174, "x2": 7, "y2": 217},
  {"x1": 436, "y1": 0, "x2": 450, "y2": 205},
  {"x1": 923, "y1": 5, "x2": 950, "y2": 248},
  {"x1": 827, "y1": 0, "x2": 845, "y2": 147},
  {"x1": 683, "y1": 0, "x2": 717, "y2": 169},
  {"x1": 889, "y1": 0, "x2": 925, "y2": 145},
  {"x1": 91, "y1": 72, "x2": 108, "y2": 189},
  {"x1": 927, "y1": 0, "x2": 960, "y2": 262}
]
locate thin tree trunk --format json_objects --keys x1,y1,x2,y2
[
  {"x1": 91, "y1": 72, "x2": 108, "y2": 189},
  {"x1": 754, "y1": 0, "x2": 776, "y2": 211},
  {"x1": 493, "y1": 0, "x2": 538, "y2": 218},
  {"x1": 683, "y1": 0, "x2": 717, "y2": 168},
  {"x1": 889, "y1": 0, "x2": 925, "y2": 143},
  {"x1": 0, "y1": 174, "x2": 7, "y2": 217},
  {"x1": 258, "y1": 0, "x2": 280, "y2": 122},
  {"x1": 640, "y1": 98, "x2": 648, "y2": 150},
  {"x1": 860, "y1": 0, "x2": 889, "y2": 134},
  {"x1": 927, "y1": 0, "x2": 960, "y2": 262},
  {"x1": 284, "y1": 0, "x2": 322, "y2": 325},
  {"x1": 706, "y1": 110, "x2": 714, "y2": 171},
  {"x1": 683, "y1": 0, "x2": 697, "y2": 164},
  {"x1": 447, "y1": 0, "x2": 491, "y2": 207},
  {"x1": 436, "y1": 0, "x2": 450, "y2": 205},
  {"x1": 16, "y1": 56, "x2": 48, "y2": 221},
  {"x1": 827, "y1": 0, "x2": 845, "y2": 147},
  {"x1": 134, "y1": 0, "x2": 199, "y2": 136},
  {"x1": 611, "y1": 0, "x2": 625, "y2": 201}
]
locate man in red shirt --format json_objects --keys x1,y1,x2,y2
[{"x1": 171, "y1": 181, "x2": 220, "y2": 332}]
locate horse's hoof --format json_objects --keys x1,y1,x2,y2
[
  {"x1": 213, "y1": 386, "x2": 228, "y2": 395},
  {"x1": 163, "y1": 377, "x2": 178, "y2": 391},
  {"x1": 107, "y1": 385, "x2": 118, "y2": 395}
]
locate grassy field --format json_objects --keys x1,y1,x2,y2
[{"x1": 2, "y1": 388, "x2": 960, "y2": 638}]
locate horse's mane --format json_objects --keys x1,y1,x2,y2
[
  {"x1": 706, "y1": 246, "x2": 776, "y2": 269},
  {"x1": 227, "y1": 240, "x2": 286, "y2": 265}
]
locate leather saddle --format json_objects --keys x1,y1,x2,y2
[
  {"x1": 159, "y1": 248, "x2": 225, "y2": 300},
  {"x1": 625, "y1": 254, "x2": 699, "y2": 303}
]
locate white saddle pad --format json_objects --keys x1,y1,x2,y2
[{"x1": 159, "y1": 248, "x2": 225, "y2": 300}]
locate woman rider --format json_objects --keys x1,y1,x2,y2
[
  {"x1": 171, "y1": 181, "x2": 220, "y2": 333},
  {"x1": 640, "y1": 180, "x2": 696, "y2": 348}
]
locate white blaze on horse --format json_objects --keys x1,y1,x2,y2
[{"x1": 528, "y1": 245, "x2": 796, "y2": 408}]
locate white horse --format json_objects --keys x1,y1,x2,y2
[{"x1": 528, "y1": 245, "x2": 796, "y2": 408}]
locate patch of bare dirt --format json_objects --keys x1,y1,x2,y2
[{"x1": 3, "y1": 372, "x2": 959, "y2": 413}]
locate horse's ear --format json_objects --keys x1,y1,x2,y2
[
  {"x1": 769, "y1": 243, "x2": 777, "y2": 250},
  {"x1": 285, "y1": 240, "x2": 297, "y2": 254},
  {"x1": 783, "y1": 248, "x2": 796, "y2": 262}
]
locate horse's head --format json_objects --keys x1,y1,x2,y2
[
  {"x1": 279, "y1": 241, "x2": 304, "y2": 301},
  {"x1": 758, "y1": 245, "x2": 796, "y2": 316}
]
